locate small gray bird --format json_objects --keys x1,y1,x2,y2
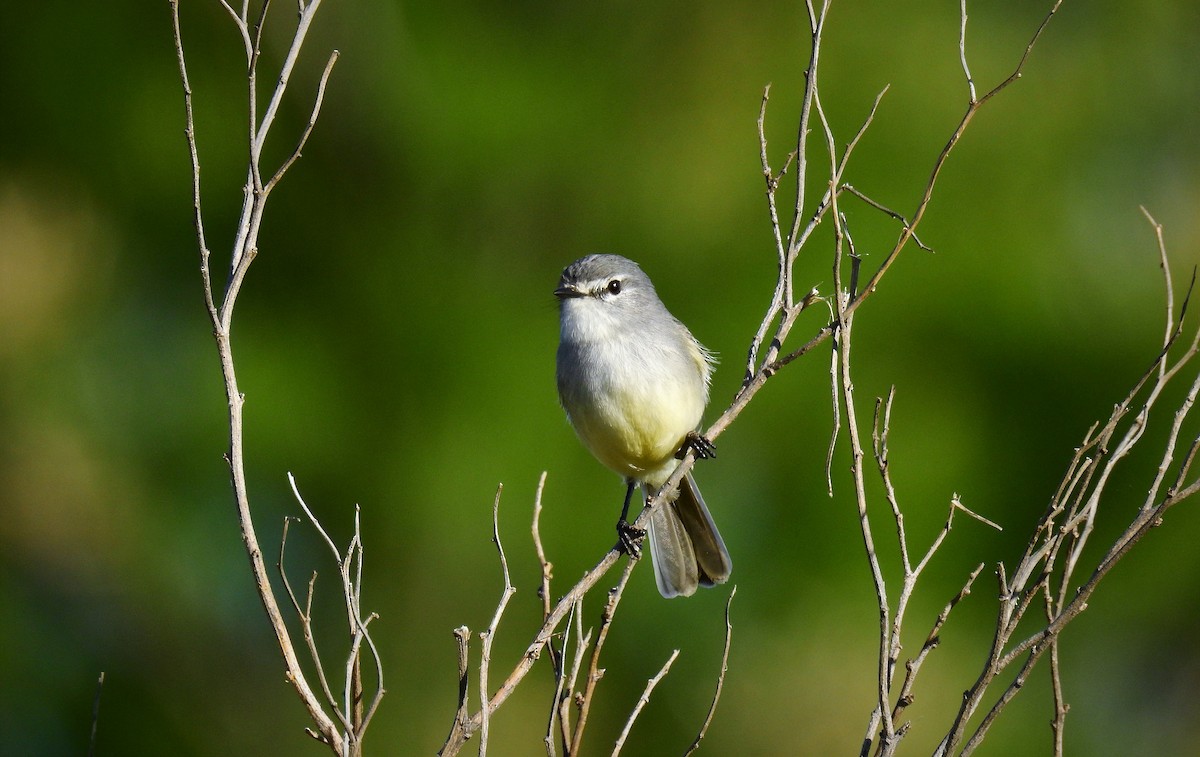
[{"x1": 554, "y1": 254, "x2": 732, "y2": 598}]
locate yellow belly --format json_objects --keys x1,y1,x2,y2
[{"x1": 569, "y1": 381, "x2": 702, "y2": 485}]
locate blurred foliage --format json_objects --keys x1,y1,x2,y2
[{"x1": 1, "y1": 0, "x2": 1199, "y2": 755}]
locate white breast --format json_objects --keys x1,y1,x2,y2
[{"x1": 558, "y1": 296, "x2": 709, "y2": 486}]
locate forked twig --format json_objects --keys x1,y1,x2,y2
[
  {"x1": 531, "y1": 472, "x2": 554, "y2": 620},
  {"x1": 284, "y1": 476, "x2": 386, "y2": 748},
  {"x1": 172, "y1": 0, "x2": 349, "y2": 749},
  {"x1": 759, "y1": 0, "x2": 1065, "y2": 381},
  {"x1": 570, "y1": 559, "x2": 638, "y2": 754},
  {"x1": 933, "y1": 209, "x2": 1200, "y2": 756},
  {"x1": 479, "y1": 485, "x2": 516, "y2": 757}
]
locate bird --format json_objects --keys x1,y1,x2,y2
[{"x1": 554, "y1": 253, "x2": 731, "y2": 598}]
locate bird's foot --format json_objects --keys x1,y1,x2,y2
[
  {"x1": 676, "y1": 431, "x2": 717, "y2": 460},
  {"x1": 616, "y1": 519, "x2": 646, "y2": 558}
]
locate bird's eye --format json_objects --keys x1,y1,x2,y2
[{"x1": 606, "y1": 279, "x2": 622, "y2": 295}]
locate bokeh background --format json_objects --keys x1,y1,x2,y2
[{"x1": 2, "y1": 1, "x2": 1199, "y2": 754}]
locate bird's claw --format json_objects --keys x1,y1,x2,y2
[
  {"x1": 616, "y1": 519, "x2": 646, "y2": 558},
  {"x1": 676, "y1": 431, "x2": 717, "y2": 460}
]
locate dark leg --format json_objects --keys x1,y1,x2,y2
[
  {"x1": 615, "y1": 480, "x2": 646, "y2": 557},
  {"x1": 676, "y1": 430, "x2": 717, "y2": 460}
]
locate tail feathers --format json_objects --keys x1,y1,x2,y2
[
  {"x1": 646, "y1": 473, "x2": 732, "y2": 599},
  {"x1": 676, "y1": 473, "x2": 732, "y2": 586},
  {"x1": 647, "y1": 503, "x2": 698, "y2": 598}
]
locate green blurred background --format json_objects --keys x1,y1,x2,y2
[{"x1": 2, "y1": 0, "x2": 1199, "y2": 754}]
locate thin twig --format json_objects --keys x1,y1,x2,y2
[
  {"x1": 348, "y1": 507, "x2": 386, "y2": 739},
  {"x1": 445, "y1": 3, "x2": 1082, "y2": 755},
  {"x1": 438, "y1": 538, "x2": 627, "y2": 755},
  {"x1": 278, "y1": 515, "x2": 345, "y2": 729},
  {"x1": 684, "y1": 587, "x2": 737, "y2": 756},
  {"x1": 170, "y1": 0, "x2": 217, "y2": 320},
  {"x1": 743, "y1": 0, "x2": 831, "y2": 381},
  {"x1": 531, "y1": 472, "x2": 553, "y2": 621},
  {"x1": 763, "y1": 1, "x2": 1064, "y2": 381},
  {"x1": 1045, "y1": 583, "x2": 1068, "y2": 757},
  {"x1": 786, "y1": 0, "x2": 833, "y2": 280},
  {"x1": 754, "y1": 82, "x2": 788, "y2": 368},
  {"x1": 284, "y1": 477, "x2": 386, "y2": 748},
  {"x1": 571, "y1": 559, "x2": 638, "y2": 754},
  {"x1": 265, "y1": 50, "x2": 341, "y2": 194},
  {"x1": 88, "y1": 671, "x2": 105, "y2": 757},
  {"x1": 611, "y1": 650, "x2": 681, "y2": 757},
  {"x1": 1143, "y1": 208, "x2": 1173, "y2": 362},
  {"x1": 958, "y1": 0, "x2": 977, "y2": 103},
  {"x1": 939, "y1": 228, "x2": 1200, "y2": 757},
  {"x1": 545, "y1": 599, "x2": 580, "y2": 756},
  {"x1": 173, "y1": 0, "x2": 342, "y2": 747},
  {"x1": 835, "y1": 299, "x2": 896, "y2": 745},
  {"x1": 825, "y1": 298, "x2": 841, "y2": 496},
  {"x1": 449, "y1": 626, "x2": 471, "y2": 747},
  {"x1": 841, "y1": 185, "x2": 933, "y2": 252},
  {"x1": 252, "y1": 0, "x2": 326, "y2": 161},
  {"x1": 479, "y1": 485, "x2": 516, "y2": 757},
  {"x1": 560, "y1": 602, "x2": 590, "y2": 754},
  {"x1": 889, "y1": 564, "x2": 985, "y2": 732}
]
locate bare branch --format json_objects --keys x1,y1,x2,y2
[
  {"x1": 553, "y1": 602, "x2": 587, "y2": 755},
  {"x1": 570, "y1": 559, "x2": 638, "y2": 754},
  {"x1": 611, "y1": 649, "x2": 681, "y2": 757},
  {"x1": 88, "y1": 671, "x2": 104, "y2": 757},
  {"x1": 531, "y1": 472, "x2": 553, "y2": 621},
  {"x1": 278, "y1": 516, "x2": 344, "y2": 729},
  {"x1": 349, "y1": 509, "x2": 386, "y2": 739},
  {"x1": 824, "y1": 299, "x2": 841, "y2": 496},
  {"x1": 283, "y1": 477, "x2": 385, "y2": 750},
  {"x1": 958, "y1": 0, "x2": 978, "y2": 102},
  {"x1": 833, "y1": 300, "x2": 896, "y2": 746},
  {"x1": 742, "y1": 0, "x2": 834, "y2": 383},
  {"x1": 786, "y1": 0, "x2": 833, "y2": 283},
  {"x1": 890, "y1": 564, "x2": 985, "y2": 731},
  {"x1": 840, "y1": 185, "x2": 933, "y2": 252},
  {"x1": 762, "y1": 0, "x2": 1064, "y2": 380},
  {"x1": 252, "y1": 0, "x2": 326, "y2": 161},
  {"x1": 1045, "y1": 585, "x2": 1068, "y2": 757},
  {"x1": 288, "y1": 473, "x2": 343, "y2": 562},
  {"x1": 560, "y1": 603, "x2": 590, "y2": 754},
  {"x1": 216, "y1": 1, "x2": 253, "y2": 60},
  {"x1": 935, "y1": 215, "x2": 1200, "y2": 756},
  {"x1": 169, "y1": 0, "x2": 217, "y2": 320},
  {"x1": 438, "y1": 538, "x2": 627, "y2": 755},
  {"x1": 451, "y1": 626, "x2": 471, "y2": 738},
  {"x1": 684, "y1": 587, "x2": 737, "y2": 756},
  {"x1": 1142, "y1": 206, "x2": 1174, "y2": 359},
  {"x1": 747, "y1": 83, "x2": 790, "y2": 380},
  {"x1": 173, "y1": 0, "x2": 344, "y2": 747},
  {"x1": 265, "y1": 49, "x2": 341, "y2": 194},
  {"x1": 976, "y1": 0, "x2": 1064, "y2": 108},
  {"x1": 438, "y1": 5, "x2": 1197, "y2": 757},
  {"x1": 479, "y1": 485, "x2": 516, "y2": 757}
]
